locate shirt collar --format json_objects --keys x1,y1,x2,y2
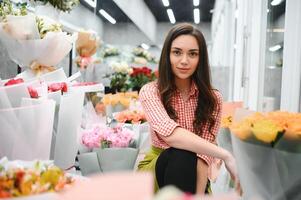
[{"x1": 175, "y1": 81, "x2": 198, "y2": 97}]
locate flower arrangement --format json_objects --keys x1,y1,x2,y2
[
  {"x1": 75, "y1": 31, "x2": 100, "y2": 69},
  {"x1": 0, "y1": 160, "x2": 74, "y2": 198},
  {"x1": 221, "y1": 115, "x2": 233, "y2": 128},
  {"x1": 230, "y1": 111, "x2": 301, "y2": 148},
  {"x1": 0, "y1": 11, "x2": 74, "y2": 77},
  {"x1": 81, "y1": 125, "x2": 134, "y2": 149},
  {"x1": 3, "y1": 78, "x2": 68, "y2": 98},
  {"x1": 103, "y1": 45, "x2": 119, "y2": 58},
  {"x1": 36, "y1": 16, "x2": 62, "y2": 39},
  {"x1": 48, "y1": 82, "x2": 68, "y2": 93},
  {"x1": 129, "y1": 66, "x2": 156, "y2": 91},
  {"x1": 31, "y1": 0, "x2": 79, "y2": 12},
  {"x1": 132, "y1": 47, "x2": 157, "y2": 64},
  {"x1": 4, "y1": 78, "x2": 38, "y2": 98},
  {"x1": 228, "y1": 110, "x2": 301, "y2": 199},
  {"x1": 102, "y1": 92, "x2": 138, "y2": 108},
  {"x1": 109, "y1": 62, "x2": 133, "y2": 93},
  {"x1": 115, "y1": 110, "x2": 147, "y2": 124},
  {"x1": 0, "y1": 0, "x2": 27, "y2": 21}
]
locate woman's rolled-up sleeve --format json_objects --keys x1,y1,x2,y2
[{"x1": 139, "y1": 82, "x2": 179, "y2": 137}]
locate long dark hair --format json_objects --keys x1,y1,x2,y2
[{"x1": 158, "y1": 23, "x2": 218, "y2": 135}]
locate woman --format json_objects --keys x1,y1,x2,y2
[{"x1": 138, "y1": 23, "x2": 239, "y2": 194}]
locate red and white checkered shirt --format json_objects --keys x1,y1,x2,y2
[{"x1": 139, "y1": 81, "x2": 223, "y2": 169}]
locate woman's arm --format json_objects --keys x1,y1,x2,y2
[
  {"x1": 162, "y1": 127, "x2": 231, "y2": 162},
  {"x1": 162, "y1": 127, "x2": 238, "y2": 182}
]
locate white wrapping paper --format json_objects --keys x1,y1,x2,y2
[{"x1": 0, "y1": 99, "x2": 55, "y2": 160}]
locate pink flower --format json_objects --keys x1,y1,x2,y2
[{"x1": 81, "y1": 124, "x2": 134, "y2": 149}]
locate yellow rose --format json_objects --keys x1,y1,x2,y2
[{"x1": 251, "y1": 119, "x2": 282, "y2": 143}]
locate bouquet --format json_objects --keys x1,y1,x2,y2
[
  {"x1": 132, "y1": 47, "x2": 157, "y2": 64},
  {"x1": 81, "y1": 124, "x2": 134, "y2": 149},
  {"x1": 217, "y1": 101, "x2": 243, "y2": 153},
  {"x1": 101, "y1": 92, "x2": 138, "y2": 116},
  {"x1": 0, "y1": 0, "x2": 27, "y2": 22},
  {"x1": 31, "y1": 0, "x2": 79, "y2": 12},
  {"x1": 230, "y1": 109, "x2": 301, "y2": 200},
  {"x1": 0, "y1": 158, "x2": 74, "y2": 198},
  {"x1": 78, "y1": 124, "x2": 139, "y2": 175},
  {"x1": 0, "y1": 8, "x2": 75, "y2": 78},
  {"x1": 109, "y1": 61, "x2": 132, "y2": 93},
  {"x1": 115, "y1": 110, "x2": 146, "y2": 124},
  {"x1": 75, "y1": 31, "x2": 100, "y2": 70},
  {"x1": 129, "y1": 66, "x2": 156, "y2": 91},
  {"x1": 103, "y1": 45, "x2": 119, "y2": 58}
]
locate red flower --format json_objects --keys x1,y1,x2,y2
[
  {"x1": 27, "y1": 86, "x2": 39, "y2": 98},
  {"x1": 48, "y1": 82, "x2": 68, "y2": 93},
  {"x1": 4, "y1": 78, "x2": 24, "y2": 86}
]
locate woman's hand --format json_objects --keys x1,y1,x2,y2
[{"x1": 223, "y1": 152, "x2": 242, "y2": 195}]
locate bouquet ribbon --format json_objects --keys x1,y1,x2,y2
[{"x1": 30, "y1": 61, "x2": 56, "y2": 76}]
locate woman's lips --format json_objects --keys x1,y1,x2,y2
[{"x1": 176, "y1": 67, "x2": 190, "y2": 72}]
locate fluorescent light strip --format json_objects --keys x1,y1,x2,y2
[
  {"x1": 167, "y1": 9, "x2": 176, "y2": 24},
  {"x1": 141, "y1": 43, "x2": 150, "y2": 50},
  {"x1": 194, "y1": 8, "x2": 200, "y2": 24},
  {"x1": 99, "y1": 9, "x2": 116, "y2": 24},
  {"x1": 193, "y1": 0, "x2": 200, "y2": 7},
  {"x1": 84, "y1": 0, "x2": 97, "y2": 8},
  {"x1": 162, "y1": 0, "x2": 169, "y2": 7},
  {"x1": 269, "y1": 44, "x2": 281, "y2": 52},
  {"x1": 271, "y1": 0, "x2": 284, "y2": 6}
]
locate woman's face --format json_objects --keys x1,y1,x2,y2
[{"x1": 170, "y1": 34, "x2": 199, "y2": 82}]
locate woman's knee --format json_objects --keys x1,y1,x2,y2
[{"x1": 167, "y1": 148, "x2": 197, "y2": 163}]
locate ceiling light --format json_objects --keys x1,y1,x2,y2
[
  {"x1": 84, "y1": 0, "x2": 97, "y2": 8},
  {"x1": 193, "y1": 0, "x2": 200, "y2": 7},
  {"x1": 99, "y1": 9, "x2": 116, "y2": 24},
  {"x1": 162, "y1": 0, "x2": 169, "y2": 7},
  {"x1": 269, "y1": 44, "x2": 281, "y2": 52},
  {"x1": 167, "y1": 9, "x2": 176, "y2": 24},
  {"x1": 141, "y1": 43, "x2": 150, "y2": 50},
  {"x1": 194, "y1": 8, "x2": 200, "y2": 24},
  {"x1": 271, "y1": 0, "x2": 284, "y2": 6}
]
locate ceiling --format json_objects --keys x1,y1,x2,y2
[{"x1": 80, "y1": 0, "x2": 215, "y2": 23}]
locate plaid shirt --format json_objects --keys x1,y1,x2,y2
[{"x1": 139, "y1": 81, "x2": 222, "y2": 168}]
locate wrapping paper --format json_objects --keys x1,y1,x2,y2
[
  {"x1": 53, "y1": 91, "x2": 85, "y2": 169},
  {"x1": 77, "y1": 152, "x2": 101, "y2": 176},
  {"x1": 0, "y1": 99, "x2": 55, "y2": 160},
  {"x1": 3, "y1": 14, "x2": 40, "y2": 40},
  {"x1": 0, "y1": 82, "x2": 30, "y2": 108},
  {"x1": 217, "y1": 128, "x2": 232, "y2": 153},
  {"x1": 0, "y1": 30, "x2": 73, "y2": 68},
  {"x1": 94, "y1": 147, "x2": 139, "y2": 172}
]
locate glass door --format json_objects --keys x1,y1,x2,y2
[{"x1": 262, "y1": 0, "x2": 286, "y2": 111}]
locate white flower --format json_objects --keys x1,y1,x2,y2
[{"x1": 110, "y1": 61, "x2": 130, "y2": 73}]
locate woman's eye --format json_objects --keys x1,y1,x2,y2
[
  {"x1": 189, "y1": 52, "x2": 198, "y2": 57},
  {"x1": 172, "y1": 50, "x2": 181, "y2": 56}
]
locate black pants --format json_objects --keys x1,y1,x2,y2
[{"x1": 155, "y1": 147, "x2": 197, "y2": 194}]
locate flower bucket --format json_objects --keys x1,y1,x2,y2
[{"x1": 94, "y1": 147, "x2": 139, "y2": 172}]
